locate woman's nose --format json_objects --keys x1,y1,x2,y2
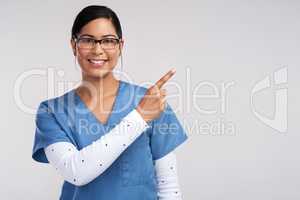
[{"x1": 93, "y1": 42, "x2": 104, "y2": 55}]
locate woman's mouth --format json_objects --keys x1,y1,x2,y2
[{"x1": 88, "y1": 59, "x2": 108, "y2": 68}]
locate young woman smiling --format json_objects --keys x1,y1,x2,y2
[{"x1": 32, "y1": 5, "x2": 188, "y2": 200}]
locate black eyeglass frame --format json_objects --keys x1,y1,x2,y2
[{"x1": 73, "y1": 36, "x2": 121, "y2": 50}]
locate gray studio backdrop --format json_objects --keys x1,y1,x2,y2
[{"x1": 1, "y1": 0, "x2": 300, "y2": 199}]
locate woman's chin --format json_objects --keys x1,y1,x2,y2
[{"x1": 83, "y1": 68, "x2": 112, "y2": 79}]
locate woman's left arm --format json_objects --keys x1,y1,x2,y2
[{"x1": 154, "y1": 152, "x2": 183, "y2": 200}]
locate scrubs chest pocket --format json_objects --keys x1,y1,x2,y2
[{"x1": 120, "y1": 133, "x2": 155, "y2": 187}]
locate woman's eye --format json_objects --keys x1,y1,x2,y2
[
  {"x1": 81, "y1": 38, "x2": 94, "y2": 43},
  {"x1": 103, "y1": 39, "x2": 117, "y2": 44}
]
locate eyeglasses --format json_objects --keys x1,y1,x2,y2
[{"x1": 75, "y1": 37, "x2": 120, "y2": 50}]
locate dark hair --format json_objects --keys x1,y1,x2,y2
[{"x1": 71, "y1": 5, "x2": 122, "y2": 39}]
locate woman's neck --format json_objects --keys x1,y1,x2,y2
[{"x1": 77, "y1": 72, "x2": 120, "y2": 102}]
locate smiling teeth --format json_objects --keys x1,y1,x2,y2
[{"x1": 90, "y1": 60, "x2": 105, "y2": 64}]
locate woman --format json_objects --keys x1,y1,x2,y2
[{"x1": 32, "y1": 5, "x2": 188, "y2": 200}]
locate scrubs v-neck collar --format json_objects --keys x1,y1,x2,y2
[{"x1": 73, "y1": 80, "x2": 124, "y2": 127}]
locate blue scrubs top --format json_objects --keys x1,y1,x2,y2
[{"x1": 32, "y1": 80, "x2": 188, "y2": 200}]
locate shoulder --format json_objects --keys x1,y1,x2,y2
[
  {"x1": 37, "y1": 89, "x2": 76, "y2": 115},
  {"x1": 121, "y1": 80, "x2": 148, "y2": 94},
  {"x1": 121, "y1": 80, "x2": 147, "y2": 90},
  {"x1": 115, "y1": 80, "x2": 149, "y2": 109}
]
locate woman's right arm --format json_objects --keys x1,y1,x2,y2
[{"x1": 45, "y1": 109, "x2": 149, "y2": 186}]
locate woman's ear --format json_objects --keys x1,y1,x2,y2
[
  {"x1": 70, "y1": 39, "x2": 76, "y2": 56},
  {"x1": 119, "y1": 38, "x2": 124, "y2": 56}
]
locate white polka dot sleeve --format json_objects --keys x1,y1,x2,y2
[
  {"x1": 155, "y1": 152, "x2": 183, "y2": 200},
  {"x1": 44, "y1": 109, "x2": 149, "y2": 186}
]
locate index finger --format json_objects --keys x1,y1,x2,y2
[{"x1": 155, "y1": 68, "x2": 176, "y2": 89}]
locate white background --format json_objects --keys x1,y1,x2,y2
[{"x1": 1, "y1": 0, "x2": 300, "y2": 199}]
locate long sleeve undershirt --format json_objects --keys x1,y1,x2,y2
[{"x1": 44, "y1": 109, "x2": 182, "y2": 199}]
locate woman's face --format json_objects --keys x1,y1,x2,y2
[{"x1": 71, "y1": 18, "x2": 124, "y2": 79}]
